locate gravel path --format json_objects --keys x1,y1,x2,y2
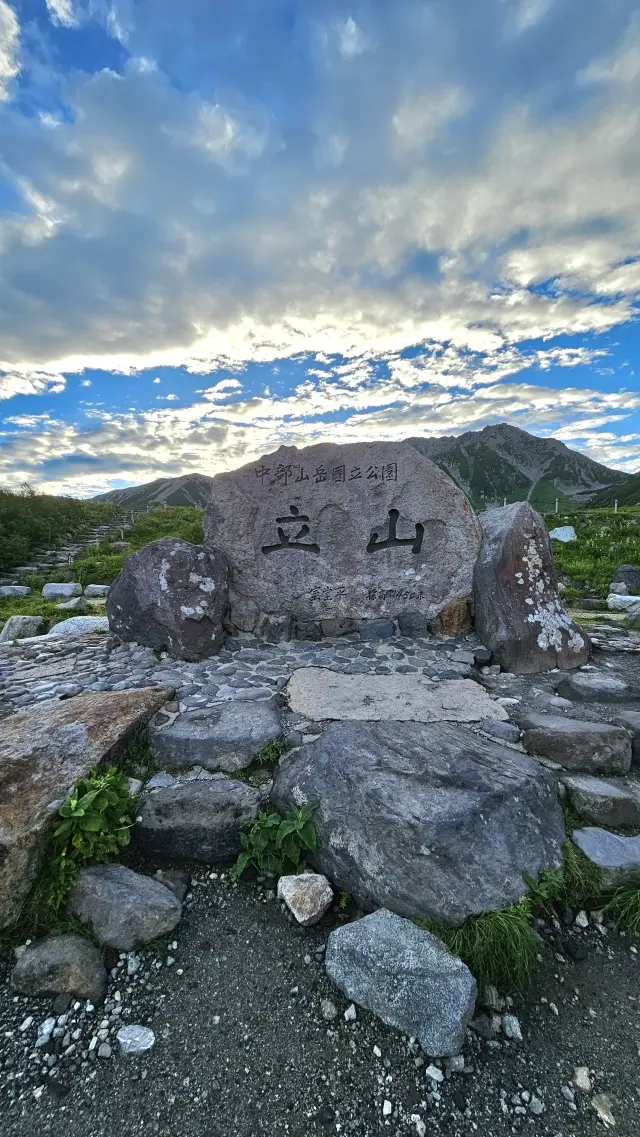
[{"x1": 2, "y1": 871, "x2": 639, "y2": 1137}]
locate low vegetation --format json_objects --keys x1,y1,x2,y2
[
  {"x1": 232, "y1": 804, "x2": 319, "y2": 880},
  {"x1": 0, "y1": 486, "x2": 121, "y2": 575},
  {"x1": 544, "y1": 506, "x2": 640, "y2": 598},
  {"x1": 0, "y1": 767, "x2": 137, "y2": 958},
  {"x1": 74, "y1": 506, "x2": 204, "y2": 587}
]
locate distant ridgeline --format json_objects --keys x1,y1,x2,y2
[
  {"x1": 0, "y1": 490, "x2": 122, "y2": 576},
  {"x1": 91, "y1": 425, "x2": 636, "y2": 516}
]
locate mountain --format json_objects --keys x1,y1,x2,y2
[
  {"x1": 408, "y1": 423, "x2": 631, "y2": 511},
  {"x1": 94, "y1": 473, "x2": 214, "y2": 511},
  {"x1": 92, "y1": 426, "x2": 635, "y2": 514},
  {"x1": 589, "y1": 472, "x2": 640, "y2": 508}
]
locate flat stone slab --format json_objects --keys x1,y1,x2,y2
[
  {"x1": 562, "y1": 774, "x2": 640, "y2": 828},
  {"x1": 325, "y1": 909, "x2": 476, "y2": 1057},
  {"x1": 572, "y1": 827, "x2": 640, "y2": 889},
  {"x1": 520, "y1": 713, "x2": 632, "y2": 775},
  {"x1": 48, "y1": 615, "x2": 110, "y2": 636},
  {"x1": 615, "y1": 711, "x2": 640, "y2": 766},
  {"x1": 556, "y1": 672, "x2": 631, "y2": 702},
  {"x1": 135, "y1": 776, "x2": 266, "y2": 862},
  {"x1": 286, "y1": 668, "x2": 508, "y2": 724},
  {"x1": 149, "y1": 701, "x2": 281, "y2": 772}
]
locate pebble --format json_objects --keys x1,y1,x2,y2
[
  {"x1": 572, "y1": 1065, "x2": 592, "y2": 1092},
  {"x1": 320, "y1": 999, "x2": 337, "y2": 1021},
  {"x1": 116, "y1": 1024, "x2": 156, "y2": 1056},
  {"x1": 425, "y1": 1064, "x2": 444, "y2": 1084},
  {"x1": 502, "y1": 1014, "x2": 523, "y2": 1041}
]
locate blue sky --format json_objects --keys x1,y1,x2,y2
[{"x1": 0, "y1": 0, "x2": 639, "y2": 496}]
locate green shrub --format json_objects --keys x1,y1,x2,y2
[
  {"x1": 256, "y1": 738, "x2": 292, "y2": 765},
  {"x1": 603, "y1": 886, "x2": 640, "y2": 936},
  {"x1": 0, "y1": 488, "x2": 122, "y2": 574},
  {"x1": 545, "y1": 507, "x2": 640, "y2": 597},
  {"x1": 232, "y1": 805, "x2": 319, "y2": 879},
  {"x1": 416, "y1": 898, "x2": 539, "y2": 992}
]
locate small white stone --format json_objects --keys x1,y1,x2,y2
[
  {"x1": 19, "y1": 1016, "x2": 33, "y2": 1032},
  {"x1": 382, "y1": 1099, "x2": 392, "y2": 1117},
  {"x1": 575, "y1": 910, "x2": 589, "y2": 928},
  {"x1": 277, "y1": 873, "x2": 334, "y2": 926},
  {"x1": 116, "y1": 1025, "x2": 156, "y2": 1057},
  {"x1": 344, "y1": 1003, "x2": 357, "y2": 1022},
  {"x1": 373, "y1": 1045, "x2": 382, "y2": 1058},
  {"x1": 425, "y1": 1064, "x2": 444, "y2": 1084},
  {"x1": 572, "y1": 1066, "x2": 592, "y2": 1093},
  {"x1": 502, "y1": 1014, "x2": 523, "y2": 1041},
  {"x1": 320, "y1": 998, "x2": 337, "y2": 1021}
]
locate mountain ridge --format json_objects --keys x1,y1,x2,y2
[{"x1": 93, "y1": 424, "x2": 636, "y2": 512}]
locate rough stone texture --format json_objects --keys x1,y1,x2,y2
[
  {"x1": 56, "y1": 596, "x2": 89, "y2": 613},
  {"x1": 48, "y1": 615, "x2": 110, "y2": 636},
  {"x1": 615, "y1": 711, "x2": 640, "y2": 766},
  {"x1": 116, "y1": 1024, "x2": 156, "y2": 1057},
  {"x1": 277, "y1": 873, "x2": 334, "y2": 926},
  {"x1": 286, "y1": 668, "x2": 508, "y2": 725},
  {"x1": 572, "y1": 828, "x2": 640, "y2": 890},
  {"x1": 204, "y1": 441, "x2": 481, "y2": 628},
  {"x1": 107, "y1": 537, "x2": 230, "y2": 661},
  {"x1": 68, "y1": 864, "x2": 182, "y2": 950},
  {"x1": 271, "y1": 720, "x2": 565, "y2": 926},
  {"x1": 84, "y1": 584, "x2": 110, "y2": 598},
  {"x1": 622, "y1": 599, "x2": 640, "y2": 631},
  {"x1": 611, "y1": 564, "x2": 640, "y2": 592},
  {"x1": 556, "y1": 672, "x2": 631, "y2": 702},
  {"x1": 11, "y1": 934, "x2": 107, "y2": 1003},
  {"x1": 320, "y1": 617, "x2": 357, "y2": 638},
  {"x1": 0, "y1": 615, "x2": 44, "y2": 642},
  {"x1": 427, "y1": 599, "x2": 472, "y2": 636},
  {"x1": 520, "y1": 713, "x2": 632, "y2": 775},
  {"x1": 473, "y1": 502, "x2": 590, "y2": 674},
  {"x1": 609, "y1": 582, "x2": 629, "y2": 595},
  {"x1": 0, "y1": 585, "x2": 30, "y2": 599},
  {"x1": 397, "y1": 611, "x2": 427, "y2": 637},
  {"x1": 549, "y1": 526, "x2": 577, "y2": 543},
  {"x1": 0, "y1": 687, "x2": 171, "y2": 929},
  {"x1": 561, "y1": 774, "x2": 640, "y2": 828},
  {"x1": 325, "y1": 909, "x2": 476, "y2": 1057},
  {"x1": 42, "y1": 582, "x2": 82, "y2": 600},
  {"x1": 479, "y1": 718, "x2": 521, "y2": 744},
  {"x1": 228, "y1": 596, "x2": 260, "y2": 633},
  {"x1": 358, "y1": 619, "x2": 395, "y2": 641},
  {"x1": 148, "y1": 701, "x2": 281, "y2": 772},
  {"x1": 135, "y1": 777, "x2": 265, "y2": 862},
  {"x1": 607, "y1": 593, "x2": 640, "y2": 611}
]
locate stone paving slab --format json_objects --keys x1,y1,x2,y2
[{"x1": 286, "y1": 667, "x2": 508, "y2": 723}]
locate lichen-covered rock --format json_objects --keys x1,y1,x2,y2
[
  {"x1": 271, "y1": 720, "x2": 565, "y2": 926},
  {"x1": 11, "y1": 934, "x2": 107, "y2": 1003},
  {"x1": 68, "y1": 864, "x2": 182, "y2": 950},
  {"x1": 325, "y1": 909, "x2": 476, "y2": 1056},
  {"x1": 473, "y1": 502, "x2": 590, "y2": 674},
  {"x1": 0, "y1": 687, "x2": 171, "y2": 929},
  {"x1": 204, "y1": 441, "x2": 481, "y2": 629},
  {"x1": 107, "y1": 537, "x2": 229, "y2": 661},
  {"x1": 0, "y1": 615, "x2": 44, "y2": 642}
]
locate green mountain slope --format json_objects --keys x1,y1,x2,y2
[
  {"x1": 589, "y1": 473, "x2": 640, "y2": 508},
  {"x1": 409, "y1": 423, "x2": 629, "y2": 510}
]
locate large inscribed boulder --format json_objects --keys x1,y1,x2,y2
[
  {"x1": 0, "y1": 687, "x2": 171, "y2": 929},
  {"x1": 473, "y1": 502, "x2": 590, "y2": 674},
  {"x1": 107, "y1": 537, "x2": 229, "y2": 661},
  {"x1": 271, "y1": 719, "x2": 565, "y2": 926},
  {"x1": 204, "y1": 442, "x2": 480, "y2": 627}
]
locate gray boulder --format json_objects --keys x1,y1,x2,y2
[
  {"x1": 107, "y1": 537, "x2": 229, "y2": 661},
  {"x1": 615, "y1": 711, "x2": 640, "y2": 766},
  {"x1": 204, "y1": 440, "x2": 481, "y2": 630},
  {"x1": 0, "y1": 585, "x2": 30, "y2": 599},
  {"x1": 622, "y1": 599, "x2": 640, "y2": 631},
  {"x1": 561, "y1": 774, "x2": 640, "y2": 828},
  {"x1": 42, "y1": 582, "x2": 82, "y2": 600},
  {"x1": 56, "y1": 596, "x2": 89, "y2": 613},
  {"x1": 0, "y1": 615, "x2": 44, "y2": 642},
  {"x1": 572, "y1": 828, "x2": 640, "y2": 889},
  {"x1": 11, "y1": 934, "x2": 107, "y2": 1003},
  {"x1": 520, "y1": 713, "x2": 632, "y2": 775},
  {"x1": 473, "y1": 502, "x2": 590, "y2": 674},
  {"x1": 48, "y1": 615, "x2": 110, "y2": 636},
  {"x1": 68, "y1": 864, "x2": 182, "y2": 950},
  {"x1": 277, "y1": 873, "x2": 334, "y2": 926},
  {"x1": 325, "y1": 909, "x2": 476, "y2": 1057},
  {"x1": 271, "y1": 720, "x2": 565, "y2": 926},
  {"x1": 149, "y1": 701, "x2": 281, "y2": 773},
  {"x1": 0, "y1": 686, "x2": 171, "y2": 930},
  {"x1": 84, "y1": 584, "x2": 110, "y2": 598},
  {"x1": 556, "y1": 672, "x2": 631, "y2": 702},
  {"x1": 135, "y1": 777, "x2": 265, "y2": 861},
  {"x1": 611, "y1": 564, "x2": 640, "y2": 593}
]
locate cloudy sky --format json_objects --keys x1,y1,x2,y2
[{"x1": 0, "y1": 0, "x2": 639, "y2": 496}]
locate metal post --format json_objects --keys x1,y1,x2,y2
[
  {"x1": 555, "y1": 498, "x2": 559, "y2": 514},
  {"x1": 614, "y1": 499, "x2": 618, "y2": 513}
]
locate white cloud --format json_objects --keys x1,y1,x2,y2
[
  {"x1": 45, "y1": 0, "x2": 77, "y2": 28},
  {"x1": 155, "y1": 392, "x2": 178, "y2": 400},
  {"x1": 0, "y1": 0, "x2": 19, "y2": 101},
  {"x1": 337, "y1": 16, "x2": 369, "y2": 59}
]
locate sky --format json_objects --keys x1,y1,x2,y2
[{"x1": 0, "y1": 0, "x2": 639, "y2": 497}]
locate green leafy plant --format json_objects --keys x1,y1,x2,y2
[
  {"x1": 232, "y1": 805, "x2": 319, "y2": 879},
  {"x1": 339, "y1": 890, "x2": 351, "y2": 910},
  {"x1": 256, "y1": 738, "x2": 292, "y2": 765},
  {"x1": 603, "y1": 886, "x2": 640, "y2": 936},
  {"x1": 416, "y1": 898, "x2": 539, "y2": 992}
]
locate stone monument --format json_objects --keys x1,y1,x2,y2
[{"x1": 204, "y1": 441, "x2": 481, "y2": 635}]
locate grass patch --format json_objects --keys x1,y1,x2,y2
[
  {"x1": 0, "y1": 594, "x2": 65, "y2": 632},
  {"x1": 256, "y1": 737, "x2": 292, "y2": 765},
  {"x1": 544, "y1": 506, "x2": 640, "y2": 598},
  {"x1": 74, "y1": 506, "x2": 204, "y2": 587},
  {"x1": 604, "y1": 886, "x2": 640, "y2": 936},
  {"x1": 416, "y1": 898, "x2": 539, "y2": 992}
]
